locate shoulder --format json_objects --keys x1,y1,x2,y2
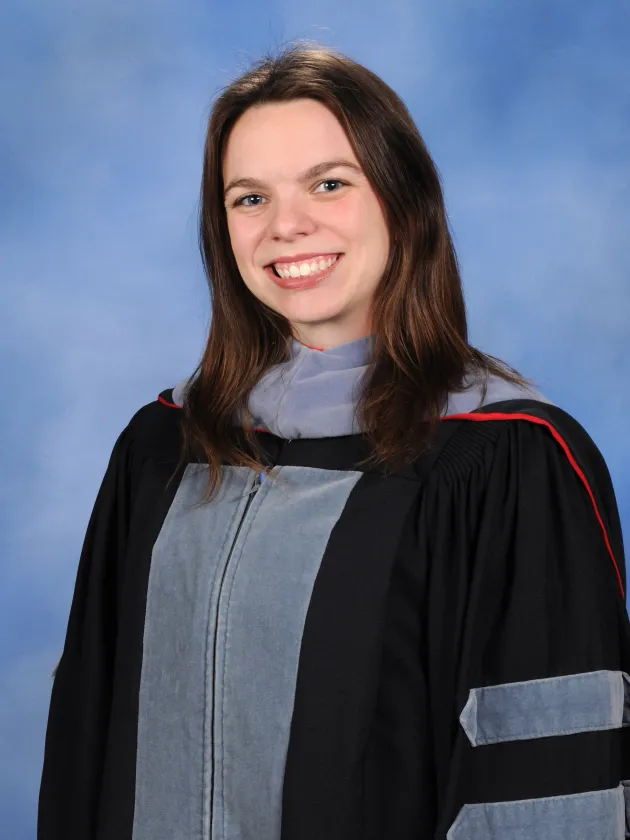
[
  {"x1": 433, "y1": 397, "x2": 613, "y2": 501},
  {"x1": 121, "y1": 386, "x2": 185, "y2": 462},
  {"x1": 440, "y1": 397, "x2": 610, "y2": 486},
  {"x1": 432, "y1": 397, "x2": 625, "y2": 595}
]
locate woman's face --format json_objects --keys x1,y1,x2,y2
[{"x1": 223, "y1": 98, "x2": 390, "y2": 350}]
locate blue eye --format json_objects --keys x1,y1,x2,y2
[
  {"x1": 234, "y1": 194, "x2": 265, "y2": 208},
  {"x1": 316, "y1": 179, "x2": 345, "y2": 192}
]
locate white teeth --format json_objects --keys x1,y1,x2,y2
[{"x1": 274, "y1": 254, "x2": 339, "y2": 279}]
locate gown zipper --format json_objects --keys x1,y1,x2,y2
[{"x1": 208, "y1": 439, "x2": 289, "y2": 836}]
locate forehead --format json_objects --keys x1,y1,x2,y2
[{"x1": 222, "y1": 99, "x2": 357, "y2": 177}]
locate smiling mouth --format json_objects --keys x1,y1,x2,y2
[
  {"x1": 264, "y1": 254, "x2": 344, "y2": 290},
  {"x1": 267, "y1": 254, "x2": 342, "y2": 278}
]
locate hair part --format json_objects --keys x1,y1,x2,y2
[{"x1": 173, "y1": 40, "x2": 533, "y2": 503}]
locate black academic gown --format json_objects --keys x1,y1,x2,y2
[{"x1": 38, "y1": 395, "x2": 630, "y2": 839}]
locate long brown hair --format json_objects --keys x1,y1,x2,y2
[{"x1": 176, "y1": 41, "x2": 532, "y2": 503}]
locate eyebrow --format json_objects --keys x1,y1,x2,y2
[{"x1": 223, "y1": 158, "x2": 363, "y2": 197}]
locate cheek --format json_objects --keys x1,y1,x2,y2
[
  {"x1": 320, "y1": 201, "x2": 364, "y2": 239},
  {"x1": 228, "y1": 220, "x2": 258, "y2": 265},
  {"x1": 364, "y1": 202, "x2": 390, "y2": 254},
  {"x1": 330, "y1": 195, "x2": 384, "y2": 242}
]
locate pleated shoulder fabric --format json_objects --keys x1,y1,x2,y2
[{"x1": 38, "y1": 395, "x2": 630, "y2": 840}]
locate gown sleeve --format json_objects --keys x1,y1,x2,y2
[
  {"x1": 37, "y1": 426, "x2": 138, "y2": 840},
  {"x1": 419, "y1": 409, "x2": 630, "y2": 840}
]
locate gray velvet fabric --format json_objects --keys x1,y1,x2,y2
[{"x1": 171, "y1": 335, "x2": 552, "y2": 438}]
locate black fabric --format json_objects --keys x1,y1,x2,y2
[
  {"x1": 38, "y1": 428, "x2": 136, "y2": 839},
  {"x1": 422, "y1": 404, "x2": 627, "y2": 837},
  {"x1": 38, "y1": 395, "x2": 630, "y2": 840}
]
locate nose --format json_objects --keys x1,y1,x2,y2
[{"x1": 267, "y1": 196, "x2": 317, "y2": 241}]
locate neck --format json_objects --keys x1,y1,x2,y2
[{"x1": 291, "y1": 322, "x2": 374, "y2": 353}]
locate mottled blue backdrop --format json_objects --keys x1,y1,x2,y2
[{"x1": 1, "y1": 1, "x2": 629, "y2": 837}]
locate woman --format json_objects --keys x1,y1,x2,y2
[{"x1": 38, "y1": 43, "x2": 630, "y2": 840}]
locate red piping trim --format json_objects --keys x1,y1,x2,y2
[
  {"x1": 443, "y1": 412, "x2": 625, "y2": 599},
  {"x1": 158, "y1": 395, "x2": 181, "y2": 409}
]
